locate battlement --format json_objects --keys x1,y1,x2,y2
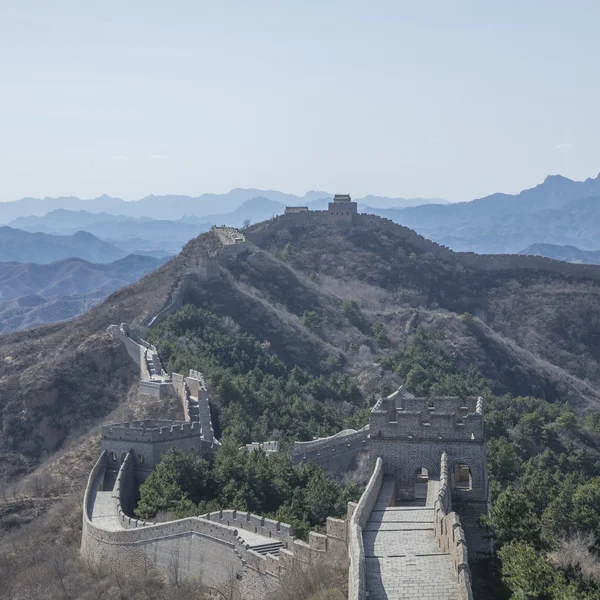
[
  {"x1": 188, "y1": 369, "x2": 207, "y2": 390},
  {"x1": 101, "y1": 419, "x2": 201, "y2": 443},
  {"x1": 371, "y1": 390, "x2": 484, "y2": 441},
  {"x1": 204, "y1": 509, "x2": 293, "y2": 541},
  {"x1": 246, "y1": 441, "x2": 281, "y2": 453}
]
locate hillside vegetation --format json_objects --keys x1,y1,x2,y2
[
  {"x1": 3, "y1": 216, "x2": 600, "y2": 479},
  {"x1": 2, "y1": 216, "x2": 600, "y2": 598}
]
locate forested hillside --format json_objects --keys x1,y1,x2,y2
[{"x1": 3, "y1": 216, "x2": 600, "y2": 598}]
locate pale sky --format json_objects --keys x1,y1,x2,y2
[{"x1": 1, "y1": 0, "x2": 599, "y2": 203}]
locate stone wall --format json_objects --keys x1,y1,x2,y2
[
  {"x1": 291, "y1": 426, "x2": 370, "y2": 474},
  {"x1": 347, "y1": 457, "x2": 383, "y2": 600},
  {"x1": 81, "y1": 450, "x2": 351, "y2": 600},
  {"x1": 212, "y1": 225, "x2": 247, "y2": 245},
  {"x1": 370, "y1": 437, "x2": 487, "y2": 502},
  {"x1": 433, "y1": 453, "x2": 474, "y2": 600},
  {"x1": 138, "y1": 380, "x2": 173, "y2": 398},
  {"x1": 107, "y1": 324, "x2": 143, "y2": 368},
  {"x1": 171, "y1": 373, "x2": 189, "y2": 420},
  {"x1": 204, "y1": 509, "x2": 294, "y2": 543},
  {"x1": 171, "y1": 369, "x2": 216, "y2": 443}
]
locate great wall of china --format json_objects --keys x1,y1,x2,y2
[{"x1": 82, "y1": 203, "x2": 490, "y2": 599}]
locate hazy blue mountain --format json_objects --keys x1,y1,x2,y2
[
  {"x1": 0, "y1": 227, "x2": 126, "y2": 263},
  {"x1": 9, "y1": 209, "x2": 205, "y2": 256},
  {"x1": 358, "y1": 195, "x2": 450, "y2": 209},
  {"x1": 183, "y1": 196, "x2": 287, "y2": 227},
  {"x1": 0, "y1": 190, "x2": 331, "y2": 223},
  {"x1": 9, "y1": 209, "x2": 142, "y2": 233},
  {"x1": 0, "y1": 294, "x2": 101, "y2": 334},
  {"x1": 0, "y1": 254, "x2": 168, "y2": 332},
  {"x1": 0, "y1": 189, "x2": 449, "y2": 223},
  {"x1": 519, "y1": 243, "x2": 600, "y2": 264},
  {"x1": 0, "y1": 254, "x2": 168, "y2": 301},
  {"x1": 371, "y1": 175, "x2": 600, "y2": 253}
]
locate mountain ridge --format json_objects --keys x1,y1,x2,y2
[
  {"x1": 519, "y1": 242, "x2": 600, "y2": 264},
  {"x1": 4, "y1": 214, "x2": 600, "y2": 482},
  {"x1": 0, "y1": 189, "x2": 449, "y2": 223},
  {"x1": 0, "y1": 226, "x2": 126, "y2": 264},
  {"x1": 0, "y1": 254, "x2": 169, "y2": 333}
]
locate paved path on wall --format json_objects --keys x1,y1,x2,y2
[
  {"x1": 89, "y1": 472, "x2": 123, "y2": 532},
  {"x1": 363, "y1": 477, "x2": 458, "y2": 600},
  {"x1": 88, "y1": 469, "x2": 281, "y2": 552}
]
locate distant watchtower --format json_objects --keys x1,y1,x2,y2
[{"x1": 328, "y1": 194, "x2": 358, "y2": 224}]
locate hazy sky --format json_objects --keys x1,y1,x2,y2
[{"x1": 1, "y1": 0, "x2": 599, "y2": 203}]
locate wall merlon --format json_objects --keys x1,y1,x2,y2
[{"x1": 309, "y1": 531, "x2": 327, "y2": 552}]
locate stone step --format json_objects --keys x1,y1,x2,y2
[{"x1": 249, "y1": 542, "x2": 283, "y2": 556}]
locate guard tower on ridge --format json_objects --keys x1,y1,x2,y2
[{"x1": 327, "y1": 194, "x2": 358, "y2": 224}]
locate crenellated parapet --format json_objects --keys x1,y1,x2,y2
[
  {"x1": 370, "y1": 393, "x2": 485, "y2": 442},
  {"x1": 291, "y1": 426, "x2": 370, "y2": 474},
  {"x1": 107, "y1": 324, "x2": 173, "y2": 397},
  {"x1": 101, "y1": 419, "x2": 215, "y2": 482},
  {"x1": 433, "y1": 452, "x2": 474, "y2": 599},
  {"x1": 246, "y1": 441, "x2": 281, "y2": 453},
  {"x1": 370, "y1": 388, "x2": 488, "y2": 503},
  {"x1": 102, "y1": 419, "x2": 201, "y2": 444}
]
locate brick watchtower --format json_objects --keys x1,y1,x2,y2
[
  {"x1": 370, "y1": 388, "x2": 488, "y2": 501},
  {"x1": 327, "y1": 194, "x2": 358, "y2": 224},
  {"x1": 100, "y1": 419, "x2": 209, "y2": 482},
  {"x1": 369, "y1": 387, "x2": 490, "y2": 555}
]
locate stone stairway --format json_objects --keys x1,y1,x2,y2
[
  {"x1": 248, "y1": 541, "x2": 284, "y2": 556},
  {"x1": 363, "y1": 477, "x2": 459, "y2": 600},
  {"x1": 187, "y1": 397, "x2": 200, "y2": 423}
]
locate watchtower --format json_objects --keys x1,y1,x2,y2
[
  {"x1": 100, "y1": 419, "x2": 207, "y2": 482},
  {"x1": 328, "y1": 194, "x2": 358, "y2": 224},
  {"x1": 369, "y1": 388, "x2": 488, "y2": 505}
]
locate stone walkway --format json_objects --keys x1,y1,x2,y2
[
  {"x1": 89, "y1": 470, "x2": 123, "y2": 531},
  {"x1": 363, "y1": 477, "x2": 458, "y2": 600}
]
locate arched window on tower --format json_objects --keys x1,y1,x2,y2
[{"x1": 452, "y1": 463, "x2": 472, "y2": 491}]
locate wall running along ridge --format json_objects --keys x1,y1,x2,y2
[
  {"x1": 171, "y1": 369, "x2": 216, "y2": 443},
  {"x1": 291, "y1": 426, "x2": 370, "y2": 474},
  {"x1": 94, "y1": 218, "x2": 489, "y2": 598},
  {"x1": 107, "y1": 324, "x2": 173, "y2": 398}
]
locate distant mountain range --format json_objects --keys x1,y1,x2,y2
[
  {"x1": 0, "y1": 189, "x2": 448, "y2": 224},
  {"x1": 4, "y1": 175, "x2": 600, "y2": 258},
  {"x1": 0, "y1": 254, "x2": 168, "y2": 333},
  {"x1": 0, "y1": 227, "x2": 126, "y2": 263},
  {"x1": 519, "y1": 243, "x2": 600, "y2": 265},
  {"x1": 9, "y1": 210, "x2": 205, "y2": 257},
  {"x1": 371, "y1": 174, "x2": 600, "y2": 253}
]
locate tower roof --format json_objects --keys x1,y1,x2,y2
[{"x1": 333, "y1": 194, "x2": 352, "y2": 202}]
